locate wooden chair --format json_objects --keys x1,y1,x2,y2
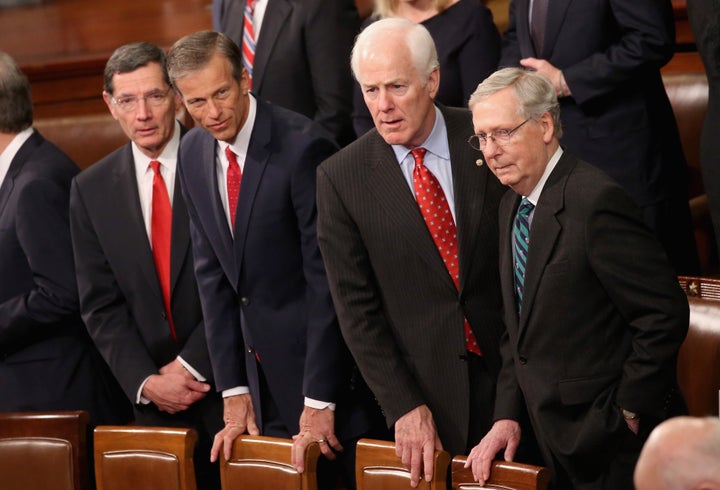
[
  {"x1": 450, "y1": 456, "x2": 550, "y2": 490},
  {"x1": 220, "y1": 434, "x2": 320, "y2": 490},
  {"x1": 676, "y1": 276, "x2": 720, "y2": 416},
  {"x1": 94, "y1": 426, "x2": 198, "y2": 490},
  {"x1": 356, "y1": 438, "x2": 450, "y2": 490},
  {"x1": 0, "y1": 410, "x2": 89, "y2": 490}
]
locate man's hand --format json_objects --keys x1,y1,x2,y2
[
  {"x1": 292, "y1": 406, "x2": 342, "y2": 472},
  {"x1": 210, "y1": 394, "x2": 260, "y2": 463},
  {"x1": 519, "y1": 58, "x2": 570, "y2": 97},
  {"x1": 465, "y1": 419, "x2": 521, "y2": 486},
  {"x1": 394, "y1": 405, "x2": 443, "y2": 488},
  {"x1": 141, "y1": 371, "x2": 210, "y2": 414},
  {"x1": 158, "y1": 358, "x2": 195, "y2": 379}
]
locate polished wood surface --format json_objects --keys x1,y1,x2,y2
[
  {"x1": 451, "y1": 456, "x2": 551, "y2": 490},
  {"x1": 0, "y1": 0, "x2": 212, "y2": 117}
]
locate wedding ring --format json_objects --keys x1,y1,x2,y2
[{"x1": 317, "y1": 438, "x2": 327, "y2": 444}]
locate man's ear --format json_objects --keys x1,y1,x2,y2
[{"x1": 102, "y1": 91, "x2": 119, "y2": 121}]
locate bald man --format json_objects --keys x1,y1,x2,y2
[{"x1": 635, "y1": 416, "x2": 720, "y2": 490}]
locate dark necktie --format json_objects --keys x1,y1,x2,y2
[
  {"x1": 412, "y1": 148, "x2": 482, "y2": 356},
  {"x1": 242, "y1": 0, "x2": 256, "y2": 89},
  {"x1": 513, "y1": 198, "x2": 534, "y2": 313},
  {"x1": 530, "y1": 0, "x2": 548, "y2": 55},
  {"x1": 149, "y1": 160, "x2": 177, "y2": 341},
  {"x1": 225, "y1": 146, "x2": 242, "y2": 231}
]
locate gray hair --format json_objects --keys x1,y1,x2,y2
[
  {"x1": 166, "y1": 30, "x2": 243, "y2": 90},
  {"x1": 103, "y1": 42, "x2": 169, "y2": 95},
  {"x1": 351, "y1": 17, "x2": 439, "y2": 85},
  {"x1": 469, "y1": 67, "x2": 562, "y2": 139},
  {"x1": 0, "y1": 51, "x2": 33, "y2": 133}
]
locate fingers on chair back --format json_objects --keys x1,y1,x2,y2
[
  {"x1": 93, "y1": 426, "x2": 198, "y2": 490},
  {"x1": 355, "y1": 438, "x2": 451, "y2": 490},
  {"x1": 0, "y1": 410, "x2": 89, "y2": 490},
  {"x1": 450, "y1": 456, "x2": 550, "y2": 490},
  {"x1": 220, "y1": 434, "x2": 321, "y2": 490}
]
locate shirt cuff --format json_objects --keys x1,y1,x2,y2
[
  {"x1": 177, "y1": 356, "x2": 206, "y2": 382},
  {"x1": 137, "y1": 376, "x2": 152, "y2": 405},
  {"x1": 223, "y1": 386, "x2": 250, "y2": 398},
  {"x1": 305, "y1": 397, "x2": 336, "y2": 411}
]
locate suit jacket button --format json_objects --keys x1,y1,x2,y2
[
  {"x1": 247, "y1": 346, "x2": 254, "y2": 353},
  {"x1": 241, "y1": 297, "x2": 250, "y2": 306},
  {"x1": 518, "y1": 356, "x2": 527, "y2": 365},
  {"x1": 161, "y1": 311, "x2": 167, "y2": 320}
]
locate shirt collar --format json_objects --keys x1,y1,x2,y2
[
  {"x1": 526, "y1": 146, "x2": 563, "y2": 205},
  {"x1": 223, "y1": 93, "x2": 257, "y2": 161}
]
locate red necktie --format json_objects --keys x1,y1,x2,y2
[
  {"x1": 149, "y1": 160, "x2": 177, "y2": 341},
  {"x1": 225, "y1": 146, "x2": 242, "y2": 230},
  {"x1": 411, "y1": 148, "x2": 482, "y2": 356},
  {"x1": 242, "y1": 0, "x2": 256, "y2": 89}
]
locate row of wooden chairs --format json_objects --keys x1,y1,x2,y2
[{"x1": 0, "y1": 411, "x2": 549, "y2": 490}]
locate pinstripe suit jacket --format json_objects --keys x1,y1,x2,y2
[{"x1": 317, "y1": 105, "x2": 506, "y2": 454}]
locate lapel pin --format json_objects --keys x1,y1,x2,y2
[{"x1": 476, "y1": 158, "x2": 484, "y2": 167}]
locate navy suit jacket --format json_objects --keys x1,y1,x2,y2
[
  {"x1": 213, "y1": 0, "x2": 359, "y2": 146},
  {"x1": 179, "y1": 99, "x2": 372, "y2": 439},
  {"x1": 0, "y1": 130, "x2": 130, "y2": 424},
  {"x1": 70, "y1": 137, "x2": 221, "y2": 428}
]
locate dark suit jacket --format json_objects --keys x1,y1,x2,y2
[
  {"x1": 178, "y1": 99, "x2": 374, "y2": 440},
  {"x1": 0, "y1": 130, "x2": 130, "y2": 425},
  {"x1": 316, "y1": 105, "x2": 506, "y2": 455},
  {"x1": 501, "y1": 0, "x2": 685, "y2": 208},
  {"x1": 69, "y1": 137, "x2": 222, "y2": 432},
  {"x1": 494, "y1": 151, "x2": 688, "y2": 486},
  {"x1": 213, "y1": 0, "x2": 359, "y2": 147}
]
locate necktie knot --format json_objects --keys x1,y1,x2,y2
[
  {"x1": 149, "y1": 160, "x2": 161, "y2": 175},
  {"x1": 411, "y1": 147, "x2": 427, "y2": 167},
  {"x1": 518, "y1": 198, "x2": 534, "y2": 218},
  {"x1": 246, "y1": 0, "x2": 255, "y2": 12}
]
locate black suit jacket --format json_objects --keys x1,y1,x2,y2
[
  {"x1": 317, "y1": 105, "x2": 506, "y2": 454},
  {"x1": 179, "y1": 99, "x2": 375, "y2": 440},
  {"x1": 0, "y1": 130, "x2": 130, "y2": 424},
  {"x1": 494, "y1": 151, "x2": 688, "y2": 485},
  {"x1": 70, "y1": 136, "x2": 222, "y2": 430},
  {"x1": 214, "y1": 0, "x2": 359, "y2": 147}
]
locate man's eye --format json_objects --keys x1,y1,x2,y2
[{"x1": 117, "y1": 98, "x2": 135, "y2": 106}]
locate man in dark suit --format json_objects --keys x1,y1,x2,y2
[
  {"x1": 316, "y1": 18, "x2": 506, "y2": 487},
  {"x1": 166, "y1": 31, "x2": 382, "y2": 489},
  {"x1": 69, "y1": 43, "x2": 223, "y2": 490},
  {"x1": 465, "y1": 68, "x2": 688, "y2": 490},
  {"x1": 500, "y1": 0, "x2": 699, "y2": 275},
  {"x1": 0, "y1": 51, "x2": 130, "y2": 425},
  {"x1": 212, "y1": 0, "x2": 359, "y2": 147}
]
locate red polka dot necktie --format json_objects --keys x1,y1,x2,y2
[
  {"x1": 411, "y1": 148, "x2": 482, "y2": 356},
  {"x1": 149, "y1": 160, "x2": 177, "y2": 341},
  {"x1": 225, "y1": 146, "x2": 242, "y2": 231}
]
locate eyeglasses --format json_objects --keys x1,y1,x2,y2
[
  {"x1": 111, "y1": 88, "x2": 172, "y2": 112},
  {"x1": 467, "y1": 118, "x2": 530, "y2": 151}
]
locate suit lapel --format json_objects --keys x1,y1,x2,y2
[
  {"x1": 0, "y1": 131, "x2": 44, "y2": 217},
  {"x1": 364, "y1": 132, "x2": 458, "y2": 293},
  {"x1": 252, "y1": 0, "x2": 292, "y2": 93},
  {"x1": 112, "y1": 146, "x2": 165, "y2": 303},
  {"x1": 170, "y1": 180, "x2": 191, "y2": 295},
  {"x1": 231, "y1": 100, "x2": 272, "y2": 287},
  {"x1": 499, "y1": 192, "x2": 521, "y2": 332},
  {"x1": 541, "y1": 0, "x2": 572, "y2": 58},
  {"x1": 514, "y1": 0, "x2": 536, "y2": 58},
  {"x1": 518, "y1": 153, "x2": 573, "y2": 332}
]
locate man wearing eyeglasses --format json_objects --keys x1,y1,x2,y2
[
  {"x1": 465, "y1": 68, "x2": 688, "y2": 490},
  {"x1": 69, "y1": 42, "x2": 223, "y2": 490},
  {"x1": 316, "y1": 18, "x2": 507, "y2": 487}
]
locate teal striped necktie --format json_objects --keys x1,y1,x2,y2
[{"x1": 513, "y1": 198, "x2": 534, "y2": 312}]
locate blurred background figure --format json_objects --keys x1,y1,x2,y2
[
  {"x1": 352, "y1": 0, "x2": 500, "y2": 137},
  {"x1": 0, "y1": 51, "x2": 132, "y2": 424},
  {"x1": 212, "y1": 0, "x2": 359, "y2": 147},
  {"x1": 500, "y1": 0, "x2": 700, "y2": 275},
  {"x1": 635, "y1": 416, "x2": 720, "y2": 490}
]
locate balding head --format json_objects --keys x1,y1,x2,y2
[{"x1": 634, "y1": 416, "x2": 720, "y2": 490}]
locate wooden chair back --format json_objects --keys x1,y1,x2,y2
[
  {"x1": 450, "y1": 456, "x2": 550, "y2": 490},
  {"x1": 355, "y1": 438, "x2": 450, "y2": 490},
  {"x1": 0, "y1": 410, "x2": 89, "y2": 490},
  {"x1": 677, "y1": 276, "x2": 720, "y2": 416},
  {"x1": 94, "y1": 425, "x2": 197, "y2": 490},
  {"x1": 220, "y1": 434, "x2": 320, "y2": 490}
]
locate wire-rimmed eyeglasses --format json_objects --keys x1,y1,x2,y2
[
  {"x1": 467, "y1": 118, "x2": 530, "y2": 151},
  {"x1": 111, "y1": 88, "x2": 172, "y2": 113}
]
